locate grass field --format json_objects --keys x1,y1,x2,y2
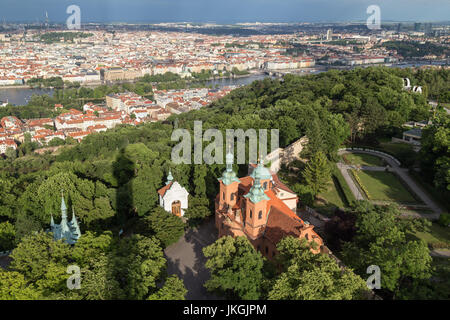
[
  {"x1": 356, "y1": 170, "x2": 419, "y2": 203},
  {"x1": 343, "y1": 153, "x2": 384, "y2": 167},
  {"x1": 320, "y1": 180, "x2": 346, "y2": 207},
  {"x1": 412, "y1": 223, "x2": 450, "y2": 249}
]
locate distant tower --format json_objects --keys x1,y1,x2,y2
[
  {"x1": 45, "y1": 11, "x2": 49, "y2": 30},
  {"x1": 326, "y1": 29, "x2": 333, "y2": 41},
  {"x1": 424, "y1": 23, "x2": 433, "y2": 36},
  {"x1": 414, "y1": 22, "x2": 422, "y2": 32}
]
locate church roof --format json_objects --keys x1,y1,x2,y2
[
  {"x1": 51, "y1": 197, "x2": 81, "y2": 245},
  {"x1": 271, "y1": 174, "x2": 296, "y2": 194},
  {"x1": 231, "y1": 174, "x2": 321, "y2": 246},
  {"x1": 158, "y1": 181, "x2": 173, "y2": 197}
]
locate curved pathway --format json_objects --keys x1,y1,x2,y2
[{"x1": 338, "y1": 150, "x2": 443, "y2": 219}]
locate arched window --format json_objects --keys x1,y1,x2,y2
[
  {"x1": 222, "y1": 192, "x2": 225, "y2": 200},
  {"x1": 263, "y1": 182, "x2": 268, "y2": 190},
  {"x1": 265, "y1": 246, "x2": 269, "y2": 254},
  {"x1": 305, "y1": 233, "x2": 309, "y2": 240},
  {"x1": 231, "y1": 193, "x2": 234, "y2": 201},
  {"x1": 258, "y1": 210, "x2": 262, "y2": 219},
  {"x1": 249, "y1": 210, "x2": 252, "y2": 218}
]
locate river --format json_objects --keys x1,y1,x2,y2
[
  {"x1": 0, "y1": 74, "x2": 271, "y2": 106},
  {"x1": 0, "y1": 60, "x2": 447, "y2": 106}
]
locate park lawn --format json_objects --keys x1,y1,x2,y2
[
  {"x1": 343, "y1": 153, "x2": 384, "y2": 167},
  {"x1": 320, "y1": 180, "x2": 346, "y2": 208},
  {"x1": 413, "y1": 223, "x2": 450, "y2": 248},
  {"x1": 316, "y1": 180, "x2": 347, "y2": 216},
  {"x1": 357, "y1": 170, "x2": 418, "y2": 203}
]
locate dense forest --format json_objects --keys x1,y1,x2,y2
[{"x1": 0, "y1": 67, "x2": 449, "y2": 299}]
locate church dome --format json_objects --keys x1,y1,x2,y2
[{"x1": 251, "y1": 163, "x2": 272, "y2": 180}]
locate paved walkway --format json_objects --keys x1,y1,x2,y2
[
  {"x1": 164, "y1": 217, "x2": 220, "y2": 300},
  {"x1": 338, "y1": 150, "x2": 443, "y2": 219},
  {"x1": 336, "y1": 162, "x2": 364, "y2": 200},
  {"x1": 430, "y1": 249, "x2": 450, "y2": 258}
]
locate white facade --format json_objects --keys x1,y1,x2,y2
[{"x1": 159, "y1": 181, "x2": 189, "y2": 217}]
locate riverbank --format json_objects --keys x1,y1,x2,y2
[
  {"x1": 0, "y1": 72, "x2": 269, "y2": 106},
  {"x1": 0, "y1": 72, "x2": 260, "y2": 91}
]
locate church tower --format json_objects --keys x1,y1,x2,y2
[
  {"x1": 218, "y1": 148, "x2": 240, "y2": 211},
  {"x1": 244, "y1": 164, "x2": 270, "y2": 239},
  {"x1": 250, "y1": 158, "x2": 272, "y2": 191}
]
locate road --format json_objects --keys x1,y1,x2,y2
[{"x1": 164, "y1": 217, "x2": 221, "y2": 300}]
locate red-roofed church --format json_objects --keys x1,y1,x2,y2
[{"x1": 215, "y1": 150, "x2": 325, "y2": 259}]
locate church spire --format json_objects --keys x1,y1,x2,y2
[
  {"x1": 60, "y1": 190, "x2": 69, "y2": 234},
  {"x1": 71, "y1": 208, "x2": 81, "y2": 240},
  {"x1": 226, "y1": 144, "x2": 234, "y2": 172},
  {"x1": 219, "y1": 144, "x2": 240, "y2": 185},
  {"x1": 166, "y1": 170, "x2": 174, "y2": 185},
  {"x1": 61, "y1": 190, "x2": 67, "y2": 219}
]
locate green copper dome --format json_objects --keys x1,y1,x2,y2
[
  {"x1": 244, "y1": 183, "x2": 270, "y2": 204},
  {"x1": 219, "y1": 150, "x2": 240, "y2": 185},
  {"x1": 245, "y1": 162, "x2": 270, "y2": 203},
  {"x1": 250, "y1": 164, "x2": 272, "y2": 180}
]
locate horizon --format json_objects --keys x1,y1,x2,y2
[{"x1": 1, "y1": 0, "x2": 449, "y2": 24}]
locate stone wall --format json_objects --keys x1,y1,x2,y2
[{"x1": 264, "y1": 136, "x2": 308, "y2": 173}]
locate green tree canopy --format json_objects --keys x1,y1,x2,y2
[{"x1": 203, "y1": 236, "x2": 264, "y2": 300}]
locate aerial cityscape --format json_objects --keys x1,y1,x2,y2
[{"x1": 0, "y1": 0, "x2": 449, "y2": 309}]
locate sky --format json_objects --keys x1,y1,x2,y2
[{"x1": 0, "y1": 0, "x2": 449, "y2": 24}]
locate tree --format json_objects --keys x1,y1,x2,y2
[
  {"x1": 268, "y1": 236, "x2": 369, "y2": 300},
  {"x1": 122, "y1": 235, "x2": 166, "y2": 299},
  {"x1": 184, "y1": 196, "x2": 211, "y2": 222},
  {"x1": 139, "y1": 207, "x2": 185, "y2": 248},
  {"x1": 0, "y1": 177, "x2": 16, "y2": 219},
  {"x1": 8, "y1": 231, "x2": 73, "y2": 298},
  {"x1": 302, "y1": 151, "x2": 331, "y2": 197},
  {"x1": 341, "y1": 203, "x2": 432, "y2": 298},
  {"x1": 10, "y1": 231, "x2": 72, "y2": 281},
  {"x1": 5, "y1": 147, "x2": 17, "y2": 160},
  {"x1": 203, "y1": 236, "x2": 264, "y2": 300},
  {"x1": 148, "y1": 275, "x2": 187, "y2": 300},
  {"x1": 193, "y1": 165, "x2": 207, "y2": 197},
  {"x1": 21, "y1": 171, "x2": 115, "y2": 228},
  {"x1": 290, "y1": 184, "x2": 314, "y2": 207},
  {"x1": 0, "y1": 221, "x2": 15, "y2": 251},
  {"x1": 0, "y1": 270, "x2": 40, "y2": 300},
  {"x1": 72, "y1": 253, "x2": 125, "y2": 300}
]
